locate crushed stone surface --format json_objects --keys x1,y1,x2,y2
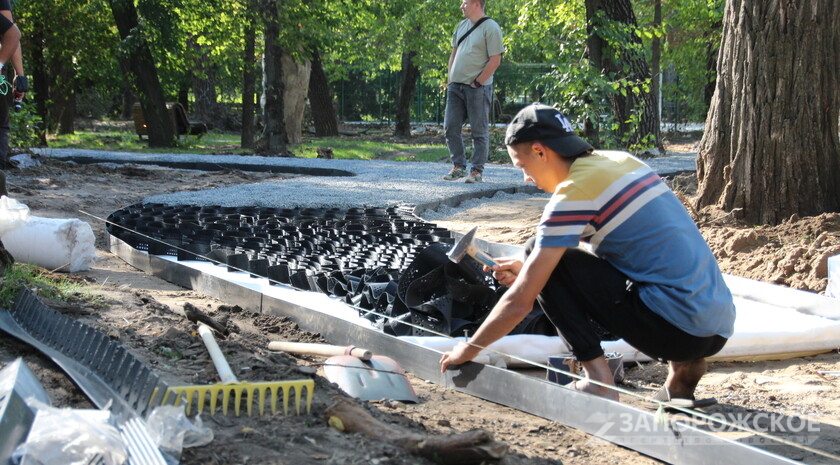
[{"x1": 34, "y1": 148, "x2": 697, "y2": 210}]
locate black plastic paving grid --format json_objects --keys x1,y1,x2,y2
[{"x1": 106, "y1": 202, "x2": 509, "y2": 338}]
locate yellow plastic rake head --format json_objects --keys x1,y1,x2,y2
[{"x1": 152, "y1": 379, "x2": 314, "y2": 416}]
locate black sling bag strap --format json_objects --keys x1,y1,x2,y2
[{"x1": 456, "y1": 17, "x2": 491, "y2": 47}]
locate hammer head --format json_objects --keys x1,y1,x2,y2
[{"x1": 447, "y1": 226, "x2": 478, "y2": 263}]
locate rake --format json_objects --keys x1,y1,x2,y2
[{"x1": 153, "y1": 325, "x2": 314, "y2": 416}]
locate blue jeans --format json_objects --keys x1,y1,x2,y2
[{"x1": 444, "y1": 82, "x2": 492, "y2": 173}]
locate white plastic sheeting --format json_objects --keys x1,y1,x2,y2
[
  {"x1": 402, "y1": 278, "x2": 840, "y2": 365},
  {"x1": 828, "y1": 254, "x2": 840, "y2": 298},
  {"x1": 0, "y1": 197, "x2": 96, "y2": 272}
]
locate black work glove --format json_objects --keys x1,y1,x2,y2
[{"x1": 14, "y1": 75, "x2": 27, "y2": 93}]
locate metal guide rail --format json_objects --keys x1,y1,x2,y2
[{"x1": 109, "y1": 232, "x2": 819, "y2": 465}]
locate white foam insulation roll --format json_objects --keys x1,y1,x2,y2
[{"x1": 1, "y1": 216, "x2": 97, "y2": 272}]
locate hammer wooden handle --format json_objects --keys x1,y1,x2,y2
[
  {"x1": 268, "y1": 341, "x2": 372, "y2": 360},
  {"x1": 469, "y1": 247, "x2": 499, "y2": 268}
]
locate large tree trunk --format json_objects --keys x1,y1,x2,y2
[
  {"x1": 48, "y1": 59, "x2": 74, "y2": 134},
  {"x1": 190, "y1": 38, "x2": 219, "y2": 129},
  {"x1": 256, "y1": 3, "x2": 289, "y2": 156},
  {"x1": 177, "y1": 86, "x2": 189, "y2": 112},
  {"x1": 28, "y1": 27, "x2": 49, "y2": 145},
  {"x1": 395, "y1": 50, "x2": 419, "y2": 138},
  {"x1": 241, "y1": 20, "x2": 257, "y2": 149},
  {"x1": 307, "y1": 48, "x2": 339, "y2": 137},
  {"x1": 57, "y1": 88, "x2": 75, "y2": 135},
  {"x1": 280, "y1": 50, "x2": 311, "y2": 145},
  {"x1": 585, "y1": 0, "x2": 661, "y2": 150},
  {"x1": 108, "y1": 0, "x2": 175, "y2": 147},
  {"x1": 696, "y1": 0, "x2": 840, "y2": 225},
  {"x1": 703, "y1": 32, "x2": 719, "y2": 109},
  {"x1": 121, "y1": 87, "x2": 135, "y2": 119}
]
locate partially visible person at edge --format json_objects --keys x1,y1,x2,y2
[
  {"x1": 440, "y1": 103, "x2": 735, "y2": 408},
  {"x1": 442, "y1": 0, "x2": 503, "y2": 185},
  {"x1": 0, "y1": 0, "x2": 24, "y2": 197}
]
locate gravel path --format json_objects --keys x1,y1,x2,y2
[{"x1": 34, "y1": 148, "x2": 698, "y2": 211}]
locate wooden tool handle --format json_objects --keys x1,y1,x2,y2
[
  {"x1": 268, "y1": 341, "x2": 372, "y2": 360},
  {"x1": 469, "y1": 248, "x2": 499, "y2": 268}
]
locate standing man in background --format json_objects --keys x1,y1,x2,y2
[
  {"x1": 442, "y1": 0, "x2": 503, "y2": 184},
  {"x1": 0, "y1": 0, "x2": 24, "y2": 173}
]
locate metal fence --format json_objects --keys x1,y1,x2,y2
[{"x1": 332, "y1": 63, "x2": 707, "y2": 129}]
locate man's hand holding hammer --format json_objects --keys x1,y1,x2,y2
[
  {"x1": 486, "y1": 257, "x2": 522, "y2": 287},
  {"x1": 446, "y1": 226, "x2": 519, "y2": 285}
]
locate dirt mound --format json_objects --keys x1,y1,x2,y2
[{"x1": 701, "y1": 210, "x2": 840, "y2": 292}]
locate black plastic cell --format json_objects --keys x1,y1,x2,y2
[
  {"x1": 249, "y1": 258, "x2": 270, "y2": 278},
  {"x1": 226, "y1": 253, "x2": 251, "y2": 273},
  {"x1": 267, "y1": 263, "x2": 291, "y2": 285},
  {"x1": 289, "y1": 269, "x2": 312, "y2": 291}
]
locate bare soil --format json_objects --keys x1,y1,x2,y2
[{"x1": 1, "y1": 135, "x2": 839, "y2": 465}]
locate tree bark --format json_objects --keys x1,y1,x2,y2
[
  {"x1": 307, "y1": 48, "x2": 339, "y2": 137},
  {"x1": 190, "y1": 38, "x2": 219, "y2": 129},
  {"x1": 108, "y1": 0, "x2": 175, "y2": 147},
  {"x1": 703, "y1": 29, "x2": 720, "y2": 110},
  {"x1": 177, "y1": 86, "x2": 189, "y2": 112},
  {"x1": 696, "y1": 0, "x2": 840, "y2": 225},
  {"x1": 280, "y1": 50, "x2": 311, "y2": 145},
  {"x1": 28, "y1": 27, "x2": 49, "y2": 144},
  {"x1": 256, "y1": 1, "x2": 289, "y2": 156},
  {"x1": 57, "y1": 88, "x2": 75, "y2": 135},
  {"x1": 395, "y1": 50, "x2": 419, "y2": 138},
  {"x1": 47, "y1": 58, "x2": 74, "y2": 134},
  {"x1": 241, "y1": 20, "x2": 257, "y2": 149},
  {"x1": 585, "y1": 0, "x2": 661, "y2": 150},
  {"x1": 121, "y1": 87, "x2": 135, "y2": 119}
]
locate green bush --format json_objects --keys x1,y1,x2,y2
[{"x1": 10, "y1": 103, "x2": 43, "y2": 151}]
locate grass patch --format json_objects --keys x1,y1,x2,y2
[
  {"x1": 46, "y1": 123, "x2": 460, "y2": 162},
  {"x1": 47, "y1": 130, "x2": 450, "y2": 161},
  {"x1": 292, "y1": 138, "x2": 449, "y2": 162},
  {"x1": 47, "y1": 130, "x2": 253, "y2": 156},
  {"x1": 0, "y1": 263, "x2": 96, "y2": 308}
]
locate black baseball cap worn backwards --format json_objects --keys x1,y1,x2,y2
[{"x1": 505, "y1": 103, "x2": 594, "y2": 158}]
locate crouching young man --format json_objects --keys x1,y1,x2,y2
[{"x1": 440, "y1": 103, "x2": 735, "y2": 407}]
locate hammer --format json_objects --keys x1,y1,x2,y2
[{"x1": 446, "y1": 226, "x2": 499, "y2": 268}]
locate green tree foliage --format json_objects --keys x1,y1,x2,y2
[
  {"x1": 500, "y1": 0, "x2": 721, "y2": 149},
  {"x1": 636, "y1": 0, "x2": 725, "y2": 125},
  {"x1": 14, "y1": 0, "x2": 723, "y2": 151},
  {"x1": 502, "y1": 1, "x2": 616, "y2": 139},
  {"x1": 15, "y1": 0, "x2": 120, "y2": 127}
]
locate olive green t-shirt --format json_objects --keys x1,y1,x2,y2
[{"x1": 449, "y1": 18, "x2": 504, "y2": 85}]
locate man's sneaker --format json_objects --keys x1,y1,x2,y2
[
  {"x1": 443, "y1": 167, "x2": 466, "y2": 181},
  {"x1": 464, "y1": 170, "x2": 483, "y2": 183}
]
